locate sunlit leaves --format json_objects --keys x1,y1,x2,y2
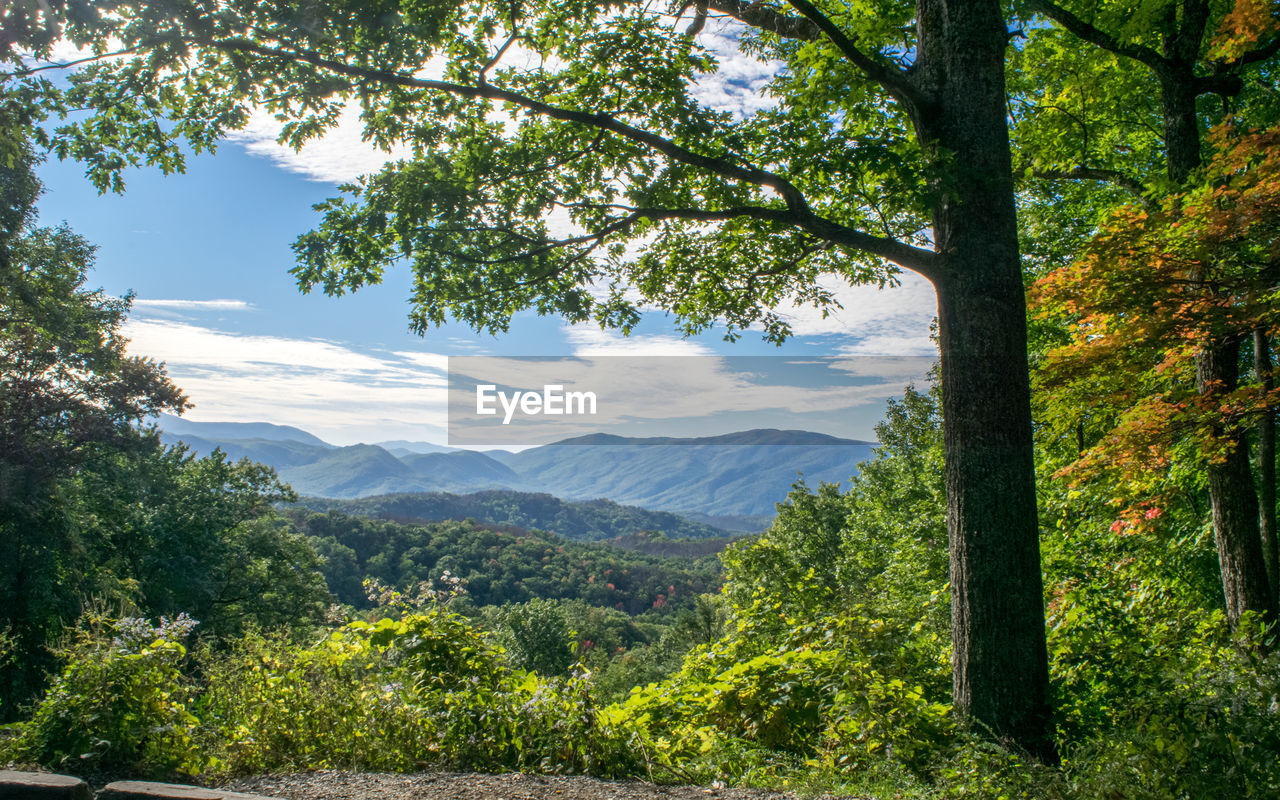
[{"x1": 1031, "y1": 123, "x2": 1280, "y2": 525}]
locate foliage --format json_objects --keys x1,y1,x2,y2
[
  {"x1": 622, "y1": 605, "x2": 953, "y2": 781},
  {"x1": 294, "y1": 510, "x2": 721, "y2": 615},
  {"x1": 484, "y1": 599, "x2": 576, "y2": 677},
  {"x1": 722, "y1": 383, "x2": 948, "y2": 663},
  {"x1": 1061, "y1": 621, "x2": 1280, "y2": 799},
  {"x1": 5, "y1": 613, "x2": 204, "y2": 777},
  {"x1": 615, "y1": 387, "x2": 952, "y2": 782},
  {"x1": 1, "y1": 1, "x2": 932, "y2": 341},
  {"x1": 0, "y1": 158, "x2": 327, "y2": 715},
  {"x1": 1032, "y1": 123, "x2": 1280, "y2": 526},
  {"x1": 0, "y1": 151, "x2": 187, "y2": 710},
  {"x1": 195, "y1": 606, "x2": 643, "y2": 777},
  {"x1": 296, "y1": 491, "x2": 731, "y2": 542}
]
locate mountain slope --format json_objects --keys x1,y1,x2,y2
[
  {"x1": 399, "y1": 450, "x2": 524, "y2": 487},
  {"x1": 157, "y1": 420, "x2": 875, "y2": 517},
  {"x1": 500, "y1": 431, "x2": 874, "y2": 516},
  {"x1": 156, "y1": 413, "x2": 330, "y2": 447},
  {"x1": 161, "y1": 433, "x2": 332, "y2": 468},
  {"x1": 295, "y1": 490, "x2": 730, "y2": 541}
]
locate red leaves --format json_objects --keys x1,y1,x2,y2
[{"x1": 1033, "y1": 122, "x2": 1280, "y2": 528}]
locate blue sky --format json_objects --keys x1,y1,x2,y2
[{"x1": 30, "y1": 20, "x2": 939, "y2": 447}]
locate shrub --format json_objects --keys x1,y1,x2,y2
[{"x1": 8, "y1": 614, "x2": 203, "y2": 776}]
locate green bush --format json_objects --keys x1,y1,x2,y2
[
  {"x1": 1059, "y1": 616, "x2": 1280, "y2": 800},
  {"x1": 7, "y1": 614, "x2": 203, "y2": 776},
  {"x1": 620, "y1": 604, "x2": 952, "y2": 782},
  {"x1": 195, "y1": 606, "x2": 643, "y2": 778}
]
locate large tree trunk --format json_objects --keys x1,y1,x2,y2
[
  {"x1": 916, "y1": 0, "x2": 1054, "y2": 761},
  {"x1": 1255, "y1": 329, "x2": 1279, "y2": 603},
  {"x1": 1197, "y1": 340, "x2": 1278, "y2": 624}
]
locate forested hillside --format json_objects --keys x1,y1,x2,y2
[
  {"x1": 291, "y1": 509, "x2": 723, "y2": 614},
  {"x1": 295, "y1": 491, "x2": 736, "y2": 540}
]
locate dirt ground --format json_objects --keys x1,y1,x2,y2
[{"x1": 222, "y1": 771, "x2": 850, "y2": 800}]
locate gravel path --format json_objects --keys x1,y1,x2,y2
[{"x1": 223, "y1": 771, "x2": 847, "y2": 800}]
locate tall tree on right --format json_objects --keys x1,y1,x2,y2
[{"x1": 1016, "y1": 0, "x2": 1280, "y2": 624}]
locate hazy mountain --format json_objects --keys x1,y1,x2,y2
[
  {"x1": 295, "y1": 490, "x2": 730, "y2": 541},
  {"x1": 398, "y1": 450, "x2": 524, "y2": 486},
  {"x1": 161, "y1": 433, "x2": 332, "y2": 468},
  {"x1": 275, "y1": 444, "x2": 438, "y2": 499},
  {"x1": 155, "y1": 413, "x2": 330, "y2": 447},
  {"x1": 156, "y1": 420, "x2": 875, "y2": 517},
  {"x1": 500, "y1": 430, "x2": 874, "y2": 516},
  {"x1": 374, "y1": 439, "x2": 457, "y2": 455}
]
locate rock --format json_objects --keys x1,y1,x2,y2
[
  {"x1": 0, "y1": 770, "x2": 92, "y2": 800},
  {"x1": 98, "y1": 782, "x2": 281, "y2": 800}
]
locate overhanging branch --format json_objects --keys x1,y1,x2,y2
[
  {"x1": 1027, "y1": 0, "x2": 1167, "y2": 71},
  {"x1": 1233, "y1": 32, "x2": 1280, "y2": 68},
  {"x1": 784, "y1": 0, "x2": 926, "y2": 111},
  {"x1": 704, "y1": 0, "x2": 927, "y2": 112},
  {"x1": 213, "y1": 38, "x2": 812, "y2": 209},
  {"x1": 209, "y1": 38, "x2": 938, "y2": 276},
  {"x1": 705, "y1": 0, "x2": 823, "y2": 41},
  {"x1": 1028, "y1": 165, "x2": 1152, "y2": 205},
  {"x1": 562, "y1": 202, "x2": 937, "y2": 275}
]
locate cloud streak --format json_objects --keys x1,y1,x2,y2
[
  {"x1": 132, "y1": 299, "x2": 254, "y2": 311},
  {"x1": 124, "y1": 319, "x2": 449, "y2": 445}
]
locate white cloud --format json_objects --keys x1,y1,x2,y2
[
  {"x1": 124, "y1": 319, "x2": 449, "y2": 445},
  {"x1": 690, "y1": 17, "x2": 782, "y2": 119},
  {"x1": 132, "y1": 299, "x2": 254, "y2": 311},
  {"x1": 563, "y1": 325, "x2": 714, "y2": 357},
  {"x1": 779, "y1": 272, "x2": 939, "y2": 356},
  {"x1": 227, "y1": 105, "x2": 412, "y2": 184}
]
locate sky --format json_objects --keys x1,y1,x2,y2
[{"x1": 29, "y1": 18, "x2": 939, "y2": 447}]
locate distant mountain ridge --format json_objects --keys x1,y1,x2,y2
[
  {"x1": 540, "y1": 429, "x2": 867, "y2": 446},
  {"x1": 157, "y1": 416, "x2": 876, "y2": 518},
  {"x1": 156, "y1": 414, "x2": 330, "y2": 447}
]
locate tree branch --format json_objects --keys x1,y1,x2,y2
[
  {"x1": 783, "y1": 0, "x2": 924, "y2": 110},
  {"x1": 1028, "y1": 165, "x2": 1154, "y2": 207},
  {"x1": 1233, "y1": 32, "x2": 1280, "y2": 68},
  {"x1": 704, "y1": 0, "x2": 927, "y2": 111},
  {"x1": 705, "y1": 0, "x2": 823, "y2": 41},
  {"x1": 215, "y1": 39, "x2": 813, "y2": 207},
  {"x1": 1028, "y1": 0, "x2": 1168, "y2": 71},
  {"x1": 585, "y1": 203, "x2": 937, "y2": 275},
  {"x1": 1, "y1": 48, "x2": 139, "y2": 78},
  {"x1": 1170, "y1": 0, "x2": 1212, "y2": 65},
  {"x1": 210, "y1": 37, "x2": 937, "y2": 277}
]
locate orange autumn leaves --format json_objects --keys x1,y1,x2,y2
[
  {"x1": 1032, "y1": 124, "x2": 1280, "y2": 532},
  {"x1": 1209, "y1": 0, "x2": 1280, "y2": 61}
]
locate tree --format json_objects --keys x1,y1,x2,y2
[
  {"x1": 1032, "y1": 123, "x2": 1280, "y2": 629},
  {"x1": 0, "y1": 148, "x2": 329, "y2": 713},
  {"x1": 3, "y1": 0, "x2": 1054, "y2": 755},
  {"x1": 0, "y1": 147, "x2": 188, "y2": 710},
  {"x1": 1016, "y1": 0, "x2": 1280, "y2": 625}
]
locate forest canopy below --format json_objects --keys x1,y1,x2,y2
[{"x1": 3, "y1": 0, "x2": 1280, "y2": 798}]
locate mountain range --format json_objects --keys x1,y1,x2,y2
[{"x1": 156, "y1": 415, "x2": 876, "y2": 519}]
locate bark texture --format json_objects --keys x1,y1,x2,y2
[
  {"x1": 1255, "y1": 329, "x2": 1279, "y2": 603},
  {"x1": 914, "y1": 0, "x2": 1054, "y2": 760},
  {"x1": 1197, "y1": 340, "x2": 1278, "y2": 624}
]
